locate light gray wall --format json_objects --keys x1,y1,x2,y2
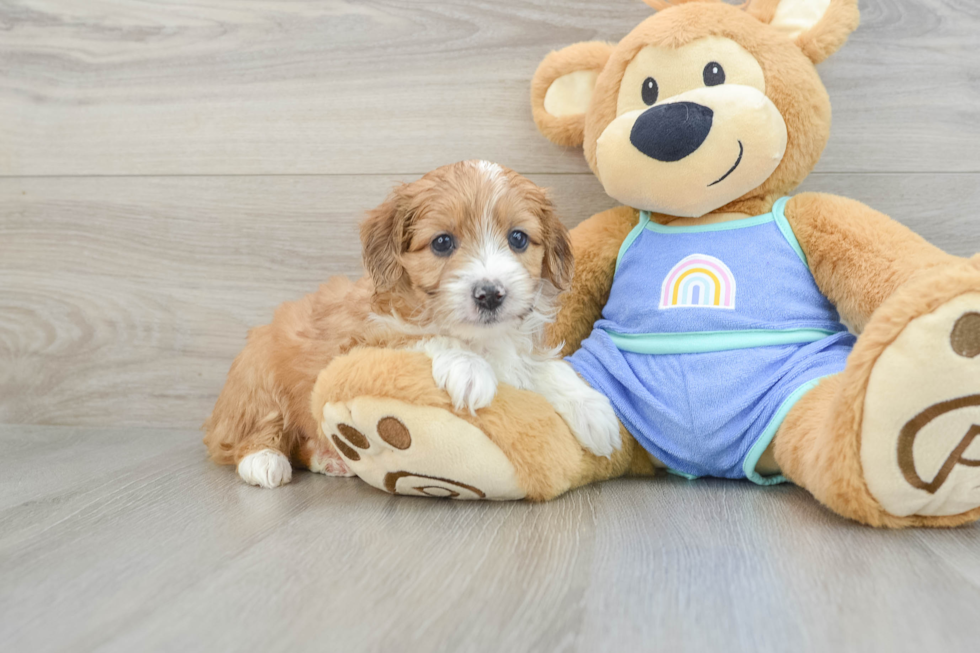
[{"x1": 2, "y1": 0, "x2": 979, "y2": 428}]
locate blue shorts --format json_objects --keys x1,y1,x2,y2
[{"x1": 568, "y1": 330, "x2": 855, "y2": 484}]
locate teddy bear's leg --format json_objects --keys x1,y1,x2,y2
[
  {"x1": 774, "y1": 261, "x2": 980, "y2": 527},
  {"x1": 310, "y1": 347, "x2": 650, "y2": 501}
]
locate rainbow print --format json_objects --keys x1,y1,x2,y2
[{"x1": 659, "y1": 254, "x2": 736, "y2": 309}]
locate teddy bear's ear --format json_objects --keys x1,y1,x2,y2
[
  {"x1": 531, "y1": 42, "x2": 614, "y2": 148},
  {"x1": 745, "y1": 0, "x2": 860, "y2": 64}
]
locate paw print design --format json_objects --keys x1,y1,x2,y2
[
  {"x1": 862, "y1": 295, "x2": 980, "y2": 517},
  {"x1": 320, "y1": 397, "x2": 526, "y2": 501}
]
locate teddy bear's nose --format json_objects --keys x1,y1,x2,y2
[{"x1": 630, "y1": 102, "x2": 714, "y2": 162}]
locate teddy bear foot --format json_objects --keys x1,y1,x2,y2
[
  {"x1": 861, "y1": 292, "x2": 980, "y2": 518},
  {"x1": 318, "y1": 397, "x2": 527, "y2": 500}
]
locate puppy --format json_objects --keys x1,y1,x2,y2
[{"x1": 204, "y1": 160, "x2": 621, "y2": 488}]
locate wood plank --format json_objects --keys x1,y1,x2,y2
[
  {"x1": 1, "y1": 0, "x2": 978, "y2": 176},
  {"x1": 2, "y1": 172, "x2": 979, "y2": 428},
  {"x1": 581, "y1": 477, "x2": 980, "y2": 653},
  {"x1": 0, "y1": 172, "x2": 617, "y2": 428},
  {"x1": 0, "y1": 425, "x2": 977, "y2": 653}
]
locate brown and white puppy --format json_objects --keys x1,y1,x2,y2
[{"x1": 204, "y1": 160, "x2": 620, "y2": 488}]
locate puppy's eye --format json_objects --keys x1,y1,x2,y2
[
  {"x1": 508, "y1": 229, "x2": 529, "y2": 252},
  {"x1": 430, "y1": 233, "x2": 455, "y2": 256},
  {"x1": 641, "y1": 77, "x2": 659, "y2": 106},
  {"x1": 703, "y1": 62, "x2": 725, "y2": 87}
]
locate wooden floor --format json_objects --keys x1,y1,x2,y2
[
  {"x1": 1, "y1": 425, "x2": 979, "y2": 653},
  {"x1": 2, "y1": 1, "x2": 979, "y2": 651}
]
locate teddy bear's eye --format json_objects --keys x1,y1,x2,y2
[
  {"x1": 641, "y1": 77, "x2": 659, "y2": 106},
  {"x1": 703, "y1": 62, "x2": 725, "y2": 87}
]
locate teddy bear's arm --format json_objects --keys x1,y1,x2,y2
[
  {"x1": 784, "y1": 193, "x2": 962, "y2": 332},
  {"x1": 547, "y1": 205, "x2": 639, "y2": 355}
]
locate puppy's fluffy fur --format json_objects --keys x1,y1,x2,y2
[{"x1": 204, "y1": 160, "x2": 620, "y2": 488}]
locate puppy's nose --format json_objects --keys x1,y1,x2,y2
[
  {"x1": 473, "y1": 283, "x2": 505, "y2": 311},
  {"x1": 630, "y1": 102, "x2": 713, "y2": 162}
]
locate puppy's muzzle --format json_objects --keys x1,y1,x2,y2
[
  {"x1": 630, "y1": 102, "x2": 714, "y2": 162},
  {"x1": 473, "y1": 282, "x2": 506, "y2": 312}
]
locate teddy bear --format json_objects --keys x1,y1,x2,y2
[{"x1": 309, "y1": 0, "x2": 980, "y2": 528}]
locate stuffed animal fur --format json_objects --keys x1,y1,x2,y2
[{"x1": 310, "y1": 0, "x2": 980, "y2": 527}]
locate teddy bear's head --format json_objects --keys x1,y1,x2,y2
[{"x1": 531, "y1": 0, "x2": 859, "y2": 218}]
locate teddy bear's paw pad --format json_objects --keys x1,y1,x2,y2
[
  {"x1": 320, "y1": 397, "x2": 526, "y2": 501},
  {"x1": 950, "y1": 312, "x2": 980, "y2": 359},
  {"x1": 862, "y1": 293, "x2": 980, "y2": 517}
]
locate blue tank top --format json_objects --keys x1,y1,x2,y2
[{"x1": 596, "y1": 197, "x2": 848, "y2": 353}]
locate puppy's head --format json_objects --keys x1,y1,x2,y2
[{"x1": 361, "y1": 160, "x2": 573, "y2": 334}]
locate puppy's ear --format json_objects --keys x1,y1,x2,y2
[
  {"x1": 360, "y1": 187, "x2": 410, "y2": 292},
  {"x1": 534, "y1": 191, "x2": 574, "y2": 292}
]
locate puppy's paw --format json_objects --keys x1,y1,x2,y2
[
  {"x1": 312, "y1": 402, "x2": 357, "y2": 477},
  {"x1": 430, "y1": 349, "x2": 498, "y2": 413},
  {"x1": 238, "y1": 449, "x2": 293, "y2": 488},
  {"x1": 533, "y1": 361, "x2": 622, "y2": 458},
  {"x1": 561, "y1": 388, "x2": 622, "y2": 458}
]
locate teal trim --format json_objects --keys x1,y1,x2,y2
[
  {"x1": 644, "y1": 213, "x2": 773, "y2": 234},
  {"x1": 616, "y1": 211, "x2": 651, "y2": 273},
  {"x1": 771, "y1": 196, "x2": 808, "y2": 267},
  {"x1": 742, "y1": 375, "x2": 832, "y2": 486},
  {"x1": 604, "y1": 327, "x2": 838, "y2": 355},
  {"x1": 666, "y1": 468, "x2": 700, "y2": 480}
]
